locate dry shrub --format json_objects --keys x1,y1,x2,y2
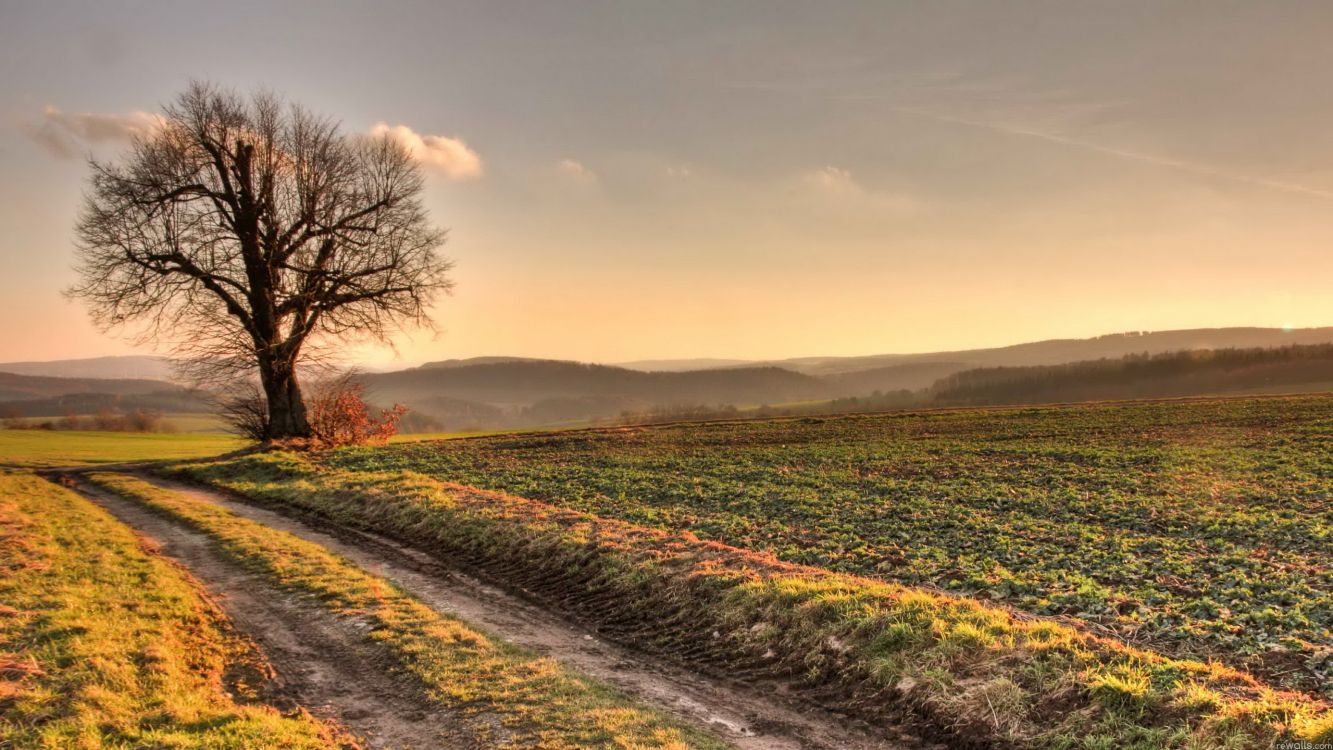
[
  {"x1": 307, "y1": 374, "x2": 406, "y2": 449},
  {"x1": 216, "y1": 384, "x2": 269, "y2": 442}
]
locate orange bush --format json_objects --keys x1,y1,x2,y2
[{"x1": 306, "y1": 375, "x2": 406, "y2": 449}]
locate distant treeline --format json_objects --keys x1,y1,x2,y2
[
  {"x1": 3, "y1": 408, "x2": 174, "y2": 433},
  {"x1": 928, "y1": 343, "x2": 1333, "y2": 406},
  {"x1": 0, "y1": 390, "x2": 209, "y2": 419}
]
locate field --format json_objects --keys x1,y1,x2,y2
[
  {"x1": 175, "y1": 448, "x2": 1333, "y2": 748},
  {"x1": 323, "y1": 395, "x2": 1333, "y2": 697},
  {"x1": 9, "y1": 395, "x2": 1332, "y2": 749},
  {"x1": 0, "y1": 429, "x2": 244, "y2": 468}
]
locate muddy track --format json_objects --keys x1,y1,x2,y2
[
  {"x1": 61, "y1": 471, "x2": 933, "y2": 750},
  {"x1": 66, "y1": 477, "x2": 486, "y2": 750}
]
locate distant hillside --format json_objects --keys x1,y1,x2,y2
[
  {"x1": 820, "y1": 361, "x2": 967, "y2": 395},
  {"x1": 601, "y1": 327, "x2": 1333, "y2": 391},
  {"x1": 0, "y1": 371, "x2": 177, "y2": 402},
  {"x1": 0, "y1": 355, "x2": 174, "y2": 380},
  {"x1": 356, "y1": 328, "x2": 1333, "y2": 429},
  {"x1": 362, "y1": 361, "x2": 830, "y2": 428},
  {"x1": 369, "y1": 361, "x2": 823, "y2": 403},
  {"x1": 13, "y1": 326, "x2": 1333, "y2": 431},
  {"x1": 0, "y1": 371, "x2": 208, "y2": 419},
  {"x1": 762, "y1": 327, "x2": 1333, "y2": 376},
  {"x1": 616, "y1": 358, "x2": 756, "y2": 372},
  {"x1": 930, "y1": 343, "x2": 1333, "y2": 406},
  {"x1": 0, "y1": 390, "x2": 211, "y2": 419},
  {"x1": 416, "y1": 356, "x2": 551, "y2": 369}
]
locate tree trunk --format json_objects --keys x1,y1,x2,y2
[{"x1": 260, "y1": 358, "x2": 311, "y2": 440}]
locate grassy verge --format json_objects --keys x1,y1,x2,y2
[
  {"x1": 82, "y1": 471, "x2": 730, "y2": 750},
  {"x1": 0, "y1": 470, "x2": 343, "y2": 749},
  {"x1": 0, "y1": 430, "x2": 244, "y2": 468},
  {"x1": 172, "y1": 452, "x2": 1333, "y2": 750}
]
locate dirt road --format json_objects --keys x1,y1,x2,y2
[{"x1": 64, "y1": 473, "x2": 933, "y2": 750}]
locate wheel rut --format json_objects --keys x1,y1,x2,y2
[{"x1": 65, "y1": 477, "x2": 484, "y2": 750}]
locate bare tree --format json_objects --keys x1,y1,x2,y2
[{"x1": 70, "y1": 82, "x2": 452, "y2": 439}]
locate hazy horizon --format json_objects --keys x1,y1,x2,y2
[{"x1": 5, "y1": 2, "x2": 1333, "y2": 368}]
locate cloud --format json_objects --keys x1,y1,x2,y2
[
  {"x1": 796, "y1": 165, "x2": 923, "y2": 215},
  {"x1": 556, "y1": 158, "x2": 597, "y2": 183},
  {"x1": 666, "y1": 164, "x2": 693, "y2": 178},
  {"x1": 369, "y1": 122, "x2": 483, "y2": 180},
  {"x1": 30, "y1": 105, "x2": 162, "y2": 158},
  {"x1": 801, "y1": 165, "x2": 860, "y2": 194}
]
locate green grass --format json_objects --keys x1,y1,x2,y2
[
  {"x1": 169, "y1": 451, "x2": 1333, "y2": 750},
  {"x1": 85, "y1": 472, "x2": 730, "y2": 750},
  {"x1": 158, "y1": 413, "x2": 232, "y2": 433},
  {"x1": 0, "y1": 470, "x2": 343, "y2": 749},
  {"x1": 4, "y1": 413, "x2": 231, "y2": 433},
  {"x1": 0, "y1": 430, "x2": 244, "y2": 468},
  {"x1": 321, "y1": 395, "x2": 1333, "y2": 697}
]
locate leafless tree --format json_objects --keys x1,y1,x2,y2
[{"x1": 70, "y1": 82, "x2": 453, "y2": 439}]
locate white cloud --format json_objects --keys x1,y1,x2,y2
[
  {"x1": 369, "y1": 122, "x2": 483, "y2": 180},
  {"x1": 796, "y1": 166, "x2": 923, "y2": 214},
  {"x1": 556, "y1": 158, "x2": 597, "y2": 183},
  {"x1": 30, "y1": 105, "x2": 162, "y2": 158},
  {"x1": 666, "y1": 164, "x2": 693, "y2": 178},
  {"x1": 801, "y1": 165, "x2": 860, "y2": 194}
]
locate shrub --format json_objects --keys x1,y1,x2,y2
[{"x1": 306, "y1": 373, "x2": 406, "y2": 449}]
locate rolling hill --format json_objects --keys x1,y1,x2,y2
[
  {"x1": 0, "y1": 372, "x2": 207, "y2": 419},
  {"x1": 0, "y1": 355, "x2": 174, "y2": 380},
  {"x1": 0, "y1": 372, "x2": 177, "y2": 402},
  {"x1": 633, "y1": 327, "x2": 1333, "y2": 376},
  {"x1": 362, "y1": 361, "x2": 829, "y2": 426},
  {"x1": 12, "y1": 327, "x2": 1333, "y2": 430}
]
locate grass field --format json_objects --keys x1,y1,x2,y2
[
  {"x1": 0, "y1": 470, "x2": 343, "y2": 749},
  {"x1": 322, "y1": 395, "x2": 1333, "y2": 697},
  {"x1": 0, "y1": 429, "x2": 244, "y2": 467}
]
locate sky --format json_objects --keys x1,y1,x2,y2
[{"x1": 3, "y1": 1, "x2": 1333, "y2": 368}]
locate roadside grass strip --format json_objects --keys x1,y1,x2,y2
[
  {"x1": 82, "y1": 471, "x2": 731, "y2": 750},
  {"x1": 171, "y1": 452, "x2": 1333, "y2": 750},
  {"x1": 0, "y1": 470, "x2": 343, "y2": 750}
]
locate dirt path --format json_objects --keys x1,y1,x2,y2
[
  {"x1": 69, "y1": 478, "x2": 485, "y2": 750},
  {"x1": 68, "y1": 473, "x2": 932, "y2": 750}
]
